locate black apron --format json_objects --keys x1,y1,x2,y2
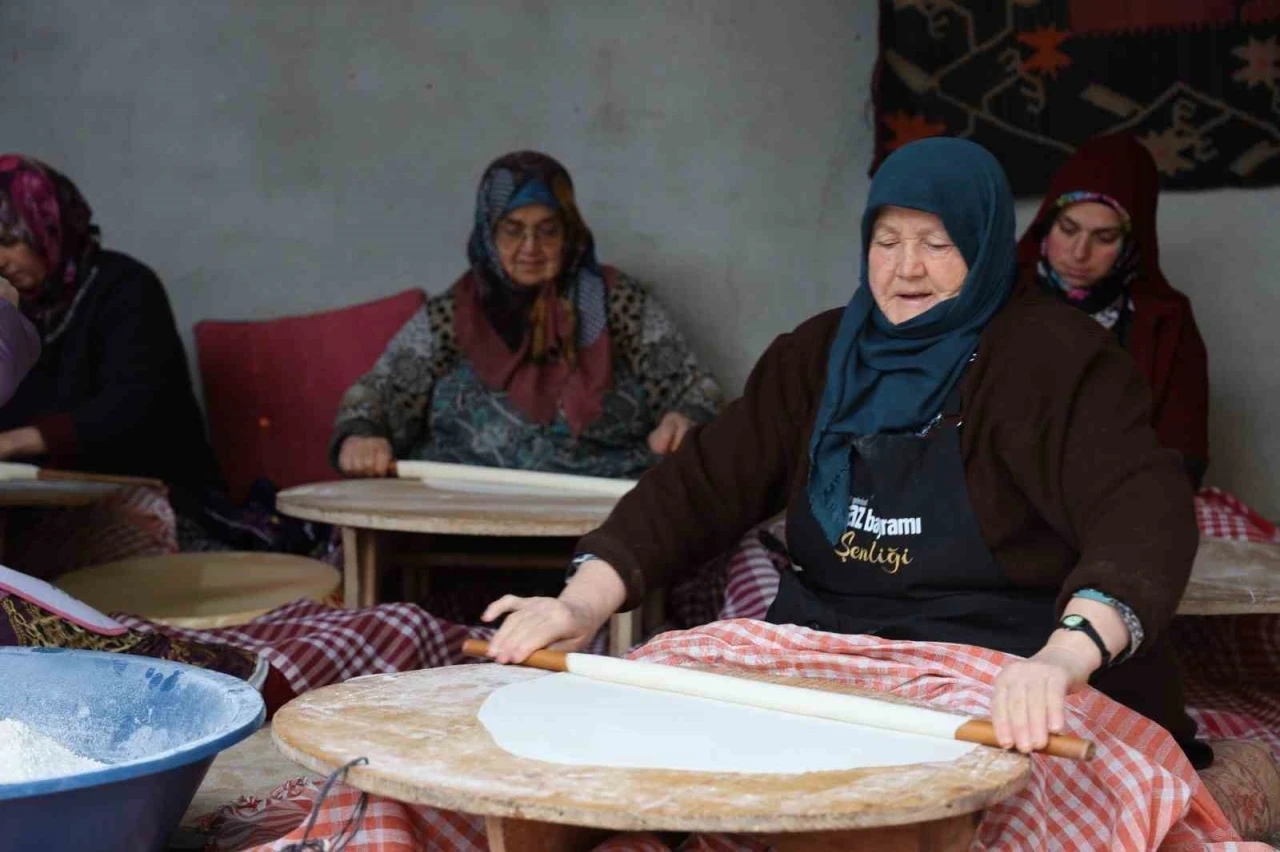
[
  {"x1": 766, "y1": 376, "x2": 1216, "y2": 770},
  {"x1": 768, "y1": 380, "x2": 1057, "y2": 658}
]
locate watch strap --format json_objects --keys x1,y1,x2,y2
[{"x1": 1059, "y1": 614, "x2": 1113, "y2": 668}]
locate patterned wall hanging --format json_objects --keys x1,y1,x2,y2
[{"x1": 873, "y1": 1, "x2": 1280, "y2": 194}]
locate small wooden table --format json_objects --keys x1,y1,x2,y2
[
  {"x1": 273, "y1": 664, "x2": 1030, "y2": 852},
  {"x1": 1178, "y1": 537, "x2": 1280, "y2": 615},
  {"x1": 0, "y1": 480, "x2": 134, "y2": 564},
  {"x1": 275, "y1": 479, "x2": 651, "y2": 651},
  {"x1": 57, "y1": 552, "x2": 341, "y2": 629},
  {"x1": 0, "y1": 479, "x2": 127, "y2": 509}
]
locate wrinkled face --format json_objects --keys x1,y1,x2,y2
[
  {"x1": 494, "y1": 204, "x2": 566, "y2": 287},
  {"x1": 867, "y1": 206, "x2": 969, "y2": 325},
  {"x1": 1044, "y1": 201, "x2": 1125, "y2": 290},
  {"x1": 0, "y1": 238, "x2": 48, "y2": 295}
]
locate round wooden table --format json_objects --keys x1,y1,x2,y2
[
  {"x1": 273, "y1": 664, "x2": 1030, "y2": 851},
  {"x1": 0, "y1": 479, "x2": 138, "y2": 565},
  {"x1": 0, "y1": 478, "x2": 127, "y2": 509},
  {"x1": 1178, "y1": 537, "x2": 1280, "y2": 615},
  {"x1": 57, "y1": 552, "x2": 342, "y2": 629},
  {"x1": 274, "y1": 480, "x2": 648, "y2": 651}
]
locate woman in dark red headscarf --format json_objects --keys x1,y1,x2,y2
[{"x1": 1017, "y1": 135, "x2": 1209, "y2": 486}]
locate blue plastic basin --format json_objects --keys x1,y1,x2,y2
[{"x1": 0, "y1": 647, "x2": 265, "y2": 851}]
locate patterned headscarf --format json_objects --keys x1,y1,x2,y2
[
  {"x1": 1036, "y1": 190, "x2": 1138, "y2": 329},
  {"x1": 0, "y1": 155, "x2": 101, "y2": 341},
  {"x1": 453, "y1": 151, "x2": 613, "y2": 435}
]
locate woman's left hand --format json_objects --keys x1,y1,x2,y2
[
  {"x1": 0, "y1": 427, "x2": 47, "y2": 460},
  {"x1": 991, "y1": 645, "x2": 1094, "y2": 753},
  {"x1": 647, "y1": 412, "x2": 695, "y2": 455},
  {"x1": 0, "y1": 278, "x2": 19, "y2": 308}
]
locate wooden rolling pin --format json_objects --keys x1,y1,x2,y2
[
  {"x1": 0, "y1": 461, "x2": 164, "y2": 490},
  {"x1": 391, "y1": 460, "x2": 637, "y2": 499},
  {"x1": 462, "y1": 638, "x2": 1095, "y2": 761}
]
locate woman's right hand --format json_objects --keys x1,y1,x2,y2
[
  {"x1": 481, "y1": 558, "x2": 628, "y2": 663},
  {"x1": 0, "y1": 278, "x2": 19, "y2": 308},
  {"x1": 338, "y1": 435, "x2": 394, "y2": 477},
  {"x1": 480, "y1": 596, "x2": 604, "y2": 662}
]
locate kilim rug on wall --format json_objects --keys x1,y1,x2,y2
[{"x1": 873, "y1": 1, "x2": 1280, "y2": 194}]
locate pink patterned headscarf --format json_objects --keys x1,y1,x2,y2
[{"x1": 0, "y1": 155, "x2": 100, "y2": 339}]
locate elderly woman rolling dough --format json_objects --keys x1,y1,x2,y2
[
  {"x1": 482, "y1": 138, "x2": 1210, "y2": 768},
  {"x1": 331, "y1": 150, "x2": 722, "y2": 480}
]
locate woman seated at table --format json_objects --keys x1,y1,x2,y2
[
  {"x1": 0, "y1": 154, "x2": 224, "y2": 573},
  {"x1": 330, "y1": 150, "x2": 726, "y2": 623},
  {"x1": 1017, "y1": 135, "x2": 1210, "y2": 487},
  {"x1": 483, "y1": 137, "x2": 1211, "y2": 767},
  {"x1": 331, "y1": 150, "x2": 722, "y2": 481}
]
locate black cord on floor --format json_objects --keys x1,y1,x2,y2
[{"x1": 282, "y1": 757, "x2": 370, "y2": 852}]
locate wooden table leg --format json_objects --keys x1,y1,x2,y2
[
  {"x1": 608, "y1": 608, "x2": 642, "y2": 656},
  {"x1": 607, "y1": 587, "x2": 666, "y2": 655},
  {"x1": 642, "y1": 586, "x2": 666, "y2": 635},
  {"x1": 484, "y1": 816, "x2": 610, "y2": 852},
  {"x1": 341, "y1": 527, "x2": 382, "y2": 609},
  {"x1": 400, "y1": 533, "x2": 424, "y2": 602}
]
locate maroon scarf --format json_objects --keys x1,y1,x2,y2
[
  {"x1": 1015, "y1": 135, "x2": 1209, "y2": 470},
  {"x1": 453, "y1": 151, "x2": 612, "y2": 435}
]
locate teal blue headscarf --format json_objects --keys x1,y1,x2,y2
[{"x1": 807, "y1": 138, "x2": 1017, "y2": 543}]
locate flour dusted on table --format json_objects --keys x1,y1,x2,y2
[{"x1": 0, "y1": 719, "x2": 105, "y2": 783}]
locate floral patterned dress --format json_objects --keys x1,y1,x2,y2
[{"x1": 330, "y1": 272, "x2": 723, "y2": 479}]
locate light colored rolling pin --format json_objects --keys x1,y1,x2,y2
[
  {"x1": 391, "y1": 460, "x2": 637, "y2": 499},
  {"x1": 0, "y1": 461, "x2": 165, "y2": 490},
  {"x1": 462, "y1": 638, "x2": 1095, "y2": 761}
]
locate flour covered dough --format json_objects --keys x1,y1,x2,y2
[{"x1": 478, "y1": 672, "x2": 976, "y2": 774}]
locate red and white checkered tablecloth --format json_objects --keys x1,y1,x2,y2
[
  {"x1": 199, "y1": 621, "x2": 1262, "y2": 852},
  {"x1": 119, "y1": 528, "x2": 785, "y2": 705},
  {"x1": 1195, "y1": 488, "x2": 1280, "y2": 544},
  {"x1": 3, "y1": 486, "x2": 177, "y2": 580},
  {"x1": 163, "y1": 496, "x2": 1280, "y2": 851}
]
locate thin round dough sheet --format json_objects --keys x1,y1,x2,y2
[{"x1": 478, "y1": 672, "x2": 976, "y2": 774}]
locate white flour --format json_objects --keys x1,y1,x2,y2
[{"x1": 0, "y1": 718, "x2": 105, "y2": 783}]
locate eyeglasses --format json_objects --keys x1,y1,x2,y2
[{"x1": 494, "y1": 220, "x2": 564, "y2": 245}]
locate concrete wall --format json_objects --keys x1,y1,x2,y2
[{"x1": 2, "y1": 1, "x2": 1276, "y2": 516}]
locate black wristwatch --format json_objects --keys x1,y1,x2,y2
[{"x1": 1058, "y1": 614, "x2": 1113, "y2": 668}]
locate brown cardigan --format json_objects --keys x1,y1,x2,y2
[{"x1": 580, "y1": 288, "x2": 1203, "y2": 751}]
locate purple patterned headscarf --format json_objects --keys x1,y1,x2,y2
[{"x1": 0, "y1": 155, "x2": 101, "y2": 340}]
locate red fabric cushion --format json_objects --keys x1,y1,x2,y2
[{"x1": 195, "y1": 289, "x2": 425, "y2": 500}]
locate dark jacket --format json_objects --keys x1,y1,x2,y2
[
  {"x1": 0, "y1": 250, "x2": 221, "y2": 496},
  {"x1": 0, "y1": 301, "x2": 40, "y2": 407},
  {"x1": 579, "y1": 288, "x2": 1203, "y2": 755}
]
